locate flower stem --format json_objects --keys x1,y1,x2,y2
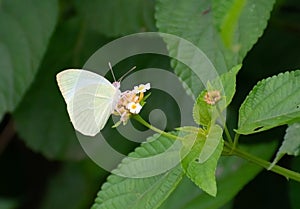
[{"x1": 132, "y1": 115, "x2": 180, "y2": 140}]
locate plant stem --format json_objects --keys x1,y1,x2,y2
[
  {"x1": 223, "y1": 123, "x2": 233, "y2": 144},
  {"x1": 232, "y1": 133, "x2": 240, "y2": 150},
  {"x1": 216, "y1": 105, "x2": 233, "y2": 144},
  {"x1": 226, "y1": 142, "x2": 300, "y2": 182}
]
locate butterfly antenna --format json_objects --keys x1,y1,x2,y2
[
  {"x1": 118, "y1": 66, "x2": 136, "y2": 82},
  {"x1": 108, "y1": 62, "x2": 117, "y2": 82}
]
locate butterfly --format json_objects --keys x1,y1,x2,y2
[{"x1": 56, "y1": 67, "x2": 122, "y2": 136}]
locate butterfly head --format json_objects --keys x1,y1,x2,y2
[{"x1": 112, "y1": 81, "x2": 120, "y2": 89}]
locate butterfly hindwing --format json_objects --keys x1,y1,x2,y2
[{"x1": 56, "y1": 69, "x2": 120, "y2": 136}]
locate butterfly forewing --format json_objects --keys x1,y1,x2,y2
[{"x1": 56, "y1": 69, "x2": 120, "y2": 136}]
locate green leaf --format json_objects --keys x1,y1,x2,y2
[
  {"x1": 75, "y1": 0, "x2": 156, "y2": 37},
  {"x1": 213, "y1": 0, "x2": 275, "y2": 56},
  {"x1": 40, "y1": 161, "x2": 104, "y2": 209},
  {"x1": 181, "y1": 128, "x2": 224, "y2": 197},
  {"x1": 198, "y1": 125, "x2": 223, "y2": 163},
  {"x1": 193, "y1": 65, "x2": 241, "y2": 126},
  {"x1": 237, "y1": 70, "x2": 300, "y2": 135},
  {"x1": 0, "y1": 0, "x2": 58, "y2": 119},
  {"x1": 13, "y1": 18, "x2": 105, "y2": 160},
  {"x1": 91, "y1": 135, "x2": 184, "y2": 209},
  {"x1": 112, "y1": 136, "x2": 182, "y2": 178},
  {"x1": 159, "y1": 141, "x2": 278, "y2": 209},
  {"x1": 156, "y1": 0, "x2": 275, "y2": 96},
  {"x1": 217, "y1": 64, "x2": 241, "y2": 106},
  {"x1": 213, "y1": 0, "x2": 247, "y2": 48},
  {"x1": 269, "y1": 123, "x2": 300, "y2": 168}
]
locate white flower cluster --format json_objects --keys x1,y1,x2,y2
[{"x1": 113, "y1": 83, "x2": 150, "y2": 125}]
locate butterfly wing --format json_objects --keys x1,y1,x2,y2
[{"x1": 56, "y1": 69, "x2": 120, "y2": 136}]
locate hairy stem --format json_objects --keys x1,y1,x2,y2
[{"x1": 224, "y1": 141, "x2": 300, "y2": 182}]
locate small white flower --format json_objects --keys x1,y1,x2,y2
[
  {"x1": 133, "y1": 83, "x2": 151, "y2": 93},
  {"x1": 127, "y1": 102, "x2": 142, "y2": 114}
]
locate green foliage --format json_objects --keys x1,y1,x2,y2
[
  {"x1": 159, "y1": 141, "x2": 278, "y2": 209},
  {"x1": 212, "y1": 0, "x2": 275, "y2": 55},
  {"x1": 1, "y1": 0, "x2": 300, "y2": 209},
  {"x1": 74, "y1": 0, "x2": 156, "y2": 37},
  {"x1": 91, "y1": 135, "x2": 183, "y2": 209},
  {"x1": 181, "y1": 126, "x2": 223, "y2": 196},
  {"x1": 213, "y1": 0, "x2": 247, "y2": 48},
  {"x1": 0, "y1": 0, "x2": 58, "y2": 119},
  {"x1": 0, "y1": 198, "x2": 18, "y2": 209},
  {"x1": 270, "y1": 123, "x2": 300, "y2": 168},
  {"x1": 237, "y1": 70, "x2": 300, "y2": 135},
  {"x1": 197, "y1": 125, "x2": 223, "y2": 164},
  {"x1": 40, "y1": 161, "x2": 104, "y2": 209}
]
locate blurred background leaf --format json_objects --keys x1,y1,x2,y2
[
  {"x1": 0, "y1": 0, "x2": 58, "y2": 119},
  {"x1": 0, "y1": 198, "x2": 18, "y2": 209},
  {"x1": 74, "y1": 0, "x2": 156, "y2": 37},
  {"x1": 39, "y1": 160, "x2": 105, "y2": 209}
]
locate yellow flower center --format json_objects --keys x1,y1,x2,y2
[{"x1": 131, "y1": 103, "x2": 137, "y2": 109}]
